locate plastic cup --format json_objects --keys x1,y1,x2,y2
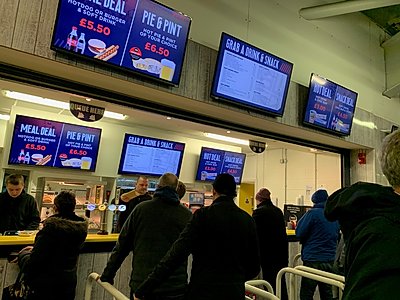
[
  {"x1": 200, "y1": 171, "x2": 208, "y2": 180},
  {"x1": 81, "y1": 157, "x2": 92, "y2": 170},
  {"x1": 159, "y1": 59, "x2": 176, "y2": 81}
]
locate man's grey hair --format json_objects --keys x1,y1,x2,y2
[
  {"x1": 158, "y1": 173, "x2": 178, "y2": 190},
  {"x1": 379, "y1": 130, "x2": 400, "y2": 188}
]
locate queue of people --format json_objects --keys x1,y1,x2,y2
[{"x1": 2, "y1": 129, "x2": 400, "y2": 300}]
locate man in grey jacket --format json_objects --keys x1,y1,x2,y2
[{"x1": 100, "y1": 173, "x2": 192, "y2": 300}]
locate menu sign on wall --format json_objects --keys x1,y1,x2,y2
[
  {"x1": 303, "y1": 74, "x2": 358, "y2": 136},
  {"x1": 8, "y1": 115, "x2": 102, "y2": 171},
  {"x1": 195, "y1": 147, "x2": 246, "y2": 184},
  {"x1": 211, "y1": 32, "x2": 293, "y2": 116},
  {"x1": 51, "y1": 0, "x2": 191, "y2": 86},
  {"x1": 118, "y1": 133, "x2": 185, "y2": 176}
]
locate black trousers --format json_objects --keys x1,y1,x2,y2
[{"x1": 300, "y1": 261, "x2": 334, "y2": 300}]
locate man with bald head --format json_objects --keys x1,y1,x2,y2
[{"x1": 101, "y1": 173, "x2": 192, "y2": 300}]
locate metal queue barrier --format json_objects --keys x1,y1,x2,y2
[
  {"x1": 276, "y1": 267, "x2": 345, "y2": 300},
  {"x1": 245, "y1": 280, "x2": 280, "y2": 300},
  {"x1": 295, "y1": 266, "x2": 345, "y2": 300},
  {"x1": 85, "y1": 272, "x2": 129, "y2": 300}
]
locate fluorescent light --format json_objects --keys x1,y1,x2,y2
[
  {"x1": 0, "y1": 114, "x2": 10, "y2": 121},
  {"x1": 104, "y1": 111, "x2": 126, "y2": 120},
  {"x1": 204, "y1": 132, "x2": 249, "y2": 146},
  {"x1": 3, "y1": 91, "x2": 126, "y2": 120}
]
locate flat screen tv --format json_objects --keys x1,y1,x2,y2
[
  {"x1": 303, "y1": 73, "x2": 358, "y2": 136},
  {"x1": 118, "y1": 133, "x2": 185, "y2": 176},
  {"x1": 8, "y1": 115, "x2": 102, "y2": 171},
  {"x1": 195, "y1": 147, "x2": 246, "y2": 184},
  {"x1": 211, "y1": 32, "x2": 293, "y2": 116},
  {"x1": 51, "y1": 0, "x2": 191, "y2": 86}
]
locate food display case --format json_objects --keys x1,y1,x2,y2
[{"x1": 35, "y1": 177, "x2": 111, "y2": 231}]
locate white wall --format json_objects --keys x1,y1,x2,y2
[
  {"x1": 158, "y1": 0, "x2": 399, "y2": 124},
  {"x1": 243, "y1": 148, "x2": 341, "y2": 209},
  {"x1": 0, "y1": 119, "x2": 7, "y2": 147}
]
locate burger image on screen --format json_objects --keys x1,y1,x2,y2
[{"x1": 129, "y1": 47, "x2": 147, "y2": 70}]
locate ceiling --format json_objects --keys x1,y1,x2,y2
[{"x1": 362, "y1": 5, "x2": 400, "y2": 36}]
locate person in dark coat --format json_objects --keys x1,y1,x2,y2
[
  {"x1": 296, "y1": 189, "x2": 339, "y2": 300},
  {"x1": 325, "y1": 130, "x2": 400, "y2": 300},
  {"x1": 101, "y1": 173, "x2": 192, "y2": 300},
  {"x1": 0, "y1": 174, "x2": 40, "y2": 234},
  {"x1": 116, "y1": 175, "x2": 152, "y2": 232},
  {"x1": 252, "y1": 188, "x2": 288, "y2": 300},
  {"x1": 18, "y1": 191, "x2": 88, "y2": 300},
  {"x1": 134, "y1": 173, "x2": 260, "y2": 300}
]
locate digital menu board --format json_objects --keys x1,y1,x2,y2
[
  {"x1": 118, "y1": 133, "x2": 185, "y2": 176},
  {"x1": 8, "y1": 115, "x2": 102, "y2": 171},
  {"x1": 195, "y1": 147, "x2": 246, "y2": 184},
  {"x1": 211, "y1": 32, "x2": 293, "y2": 116},
  {"x1": 51, "y1": 0, "x2": 191, "y2": 86},
  {"x1": 303, "y1": 74, "x2": 358, "y2": 136}
]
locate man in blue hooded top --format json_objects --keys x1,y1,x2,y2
[{"x1": 296, "y1": 189, "x2": 340, "y2": 300}]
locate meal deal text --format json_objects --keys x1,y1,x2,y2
[
  {"x1": 51, "y1": 0, "x2": 191, "y2": 85},
  {"x1": 304, "y1": 74, "x2": 358, "y2": 136},
  {"x1": 8, "y1": 115, "x2": 102, "y2": 171},
  {"x1": 196, "y1": 147, "x2": 246, "y2": 184}
]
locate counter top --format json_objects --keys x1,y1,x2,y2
[{"x1": 0, "y1": 233, "x2": 119, "y2": 246}]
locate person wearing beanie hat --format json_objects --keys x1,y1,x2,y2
[
  {"x1": 134, "y1": 173, "x2": 260, "y2": 300},
  {"x1": 253, "y1": 188, "x2": 289, "y2": 300},
  {"x1": 296, "y1": 189, "x2": 339, "y2": 300}
]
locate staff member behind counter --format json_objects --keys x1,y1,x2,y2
[
  {"x1": 116, "y1": 176, "x2": 152, "y2": 232},
  {"x1": 0, "y1": 174, "x2": 40, "y2": 234}
]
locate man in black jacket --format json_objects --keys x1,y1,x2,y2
[
  {"x1": 325, "y1": 130, "x2": 400, "y2": 300},
  {"x1": 252, "y1": 188, "x2": 288, "y2": 300},
  {"x1": 0, "y1": 174, "x2": 40, "y2": 234},
  {"x1": 134, "y1": 173, "x2": 260, "y2": 300},
  {"x1": 101, "y1": 173, "x2": 192, "y2": 300}
]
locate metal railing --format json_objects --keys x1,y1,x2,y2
[
  {"x1": 276, "y1": 267, "x2": 345, "y2": 300},
  {"x1": 245, "y1": 281, "x2": 280, "y2": 300},
  {"x1": 246, "y1": 279, "x2": 274, "y2": 294},
  {"x1": 85, "y1": 272, "x2": 129, "y2": 300}
]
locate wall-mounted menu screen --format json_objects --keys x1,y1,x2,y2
[
  {"x1": 51, "y1": 0, "x2": 191, "y2": 86},
  {"x1": 303, "y1": 73, "x2": 358, "y2": 136},
  {"x1": 195, "y1": 147, "x2": 246, "y2": 184},
  {"x1": 211, "y1": 32, "x2": 293, "y2": 116},
  {"x1": 8, "y1": 115, "x2": 102, "y2": 171},
  {"x1": 118, "y1": 133, "x2": 185, "y2": 176}
]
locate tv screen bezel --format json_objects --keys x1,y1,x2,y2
[
  {"x1": 8, "y1": 115, "x2": 102, "y2": 172},
  {"x1": 303, "y1": 73, "x2": 358, "y2": 137},
  {"x1": 50, "y1": 0, "x2": 192, "y2": 87},
  {"x1": 195, "y1": 146, "x2": 246, "y2": 185},
  {"x1": 210, "y1": 32, "x2": 294, "y2": 117},
  {"x1": 118, "y1": 133, "x2": 185, "y2": 177}
]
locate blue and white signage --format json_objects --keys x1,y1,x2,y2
[
  {"x1": 118, "y1": 133, "x2": 185, "y2": 176},
  {"x1": 195, "y1": 147, "x2": 246, "y2": 184},
  {"x1": 51, "y1": 0, "x2": 191, "y2": 86},
  {"x1": 304, "y1": 74, "x2": 358, "y2": 136},
  {"x1": 8, "y1": 115, "x2": 102, "y2": 171},
  {"x1": 211, "y1": 32, "x2": 293, "y2": 116}
]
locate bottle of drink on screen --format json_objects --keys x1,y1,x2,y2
[
  {"x1": 67, "y1": 26, "x2": 78, "y2": 51},
  {"x1": 18, "y1": 149, "x2": 25, "y2": 163},
  {"x1": 76, "y1": 32, "x2": 86, "y2": 54},
  {"x1": 24, "y1": 152, "x2": 30, "y2": 164}
]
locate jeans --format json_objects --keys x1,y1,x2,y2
[
  {"x1": 130, "y1": 291, "x2": 185, "y2": 300},
  {"x1": 300, "y1": 261, "x2": 334, "y2": 300}
]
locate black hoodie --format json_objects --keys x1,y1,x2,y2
[{"x1": 325, "y1": 182, "x2": 400, "y2": 300}]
